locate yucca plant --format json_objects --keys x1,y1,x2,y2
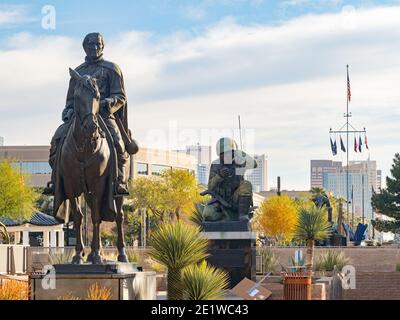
[
  {"x1": 314, "y1": 250, "x2": 350, "y2": 272},
  {"x1": 149, "y1": 221, "x2": 209, "y2": 300},
  {"x1": 294, "y1": 206, "x2": 331, "y2": 271},
  {"x1": 182, "y1": 261, "x2": 229, "y2": 300},
  {"x1": 190, "y1": 202, "x2": 205, "y2": 226}
]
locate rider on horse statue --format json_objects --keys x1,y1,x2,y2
[{"x1": 44, "y1": 32, "x2": 136, "y2": 197}]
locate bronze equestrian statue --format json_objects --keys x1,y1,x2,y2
[{"x1": 46, "y1": 33, "x2": 138, "y2": 264}]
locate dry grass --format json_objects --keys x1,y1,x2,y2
[
  {"x1": 58, "y1": 292, "x2": 81, "y2": 300},
  {"x1": 0, "y1": 279, "x2": 29, "y2": 300},
  {"x1": 86, "y1": 283, "x2": 112, "y2": 300}
]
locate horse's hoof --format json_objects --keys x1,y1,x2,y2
[
  {"x1": 88, "y1": 253, "x2": 102, "y2": 265},
  {"x1": 118, "y1": 254, "x2": 128, "y2": 263},
  {"x1": 71, "y1": 255, "x2": 83, "y2": 264}
]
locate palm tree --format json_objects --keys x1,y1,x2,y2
[
  {"x1": 310, "y1": 187, "x2": 326, "y2": 197},
  {"x1": 148, "y1": 221, "x2": 209, "y2": 300},
  {"x1": 294, "y1": 206, "x2": 331, "y2": 271},
  {"x1": 182, "y1": 261, "x2": 229, "y2": 300}
]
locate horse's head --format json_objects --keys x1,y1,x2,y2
[{"x1": 69, "y1": 68, "x2": 101, "y2": 141}]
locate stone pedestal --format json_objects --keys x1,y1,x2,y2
[
  {"x1": 201, "y1": 221, "x2": 256, "y2": 288},
  {"x1": 29, "y1": 262, "x2": 156, "y2": 300}
]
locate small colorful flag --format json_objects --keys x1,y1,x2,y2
[
  {"x1": 330, "y1": 137, "x2": 337, "y2": 156},
  {"x1": 358, "y1": 135, "x2": 362, "y2": 152},
  {"x1": 354, "y1": 136, "x2": 358, "y2": 152},
  {"x1": 340, "y1": 136, "x2": 346, "y2": 152},
  {"x1": 365, "y1": 134, "x2": 369, "y2": 150}
]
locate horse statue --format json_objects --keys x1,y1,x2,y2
[{"x1": 56, "y1": 68, "x2": 127, "y2": 264}]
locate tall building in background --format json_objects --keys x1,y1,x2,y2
[
  {"x1": 0, "y1": 136, "x2": 4, "y2": 146},
  {"x1": 376, "y1": 169, "x2": 382, "y2": 193},
  {"x1": 245, "y1": 154, "x2": 268, "y2": 192},
  {"x1": 310, "y1": 160, "x2": 342, "y2": 188},
  {"x1": 0, "y1": 145, "x2": 197, "y2": 188},
  {"x1": 320, "y1": 160, "x2": 379, "y2": 221},
  {"x1": 177, "y1": 144, "x2": 212, "y2": 185}
]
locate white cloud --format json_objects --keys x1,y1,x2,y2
[
  {"x1": 1, "y1": 5, "x2": 400, "y2": 189},
  {"x1": 0, "y1": 5, "x2": 34, "y2": 25},
  {"x1": 182, "y1": 6, "x2": 207, "y2": 21}
]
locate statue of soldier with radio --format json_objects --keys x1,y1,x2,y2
[{"x1": 201, "y1": 137, "x2": 257, "y2": 222}]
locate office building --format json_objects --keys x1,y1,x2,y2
[{"x1": 245, "y1": 154, "x2": 268, "y2": 192}]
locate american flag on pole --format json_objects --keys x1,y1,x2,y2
[{"x1": 347, "y1": 65, "x2": 351, "y2": 102}]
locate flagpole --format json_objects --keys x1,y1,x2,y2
[
  {"x1": 330, "y1": 65, "x2": 368, "y2": 231},
  {"x1": 346, "y1": 65, "x2": 350, "y2": 222}
]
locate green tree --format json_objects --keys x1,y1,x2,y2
[
  {"x1": 129, "y1": 176, "x2": 166, "y2": 221},
  {"x1": 372, "y1": 153, "x2": 400, "y2": 233},
  {"x1": 149, "y1": 221, "x2": 209, "y2": 300},
  {"x1": 294, "y1": 206, "x2": 331, "y2": 271},
  {"x1": 0, "y1": 161, "x2": 38, "y2": 243},
  {"x1": 160, "y1": 169, "x2": 202, "y2": 221}
]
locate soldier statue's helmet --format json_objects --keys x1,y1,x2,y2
[{"x1": 216, "y1": 137, "x2": 238, "y2": 155}]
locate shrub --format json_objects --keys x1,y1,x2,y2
[
  {"x1": 314, "y1": 250, "x2": 350, "y2": 272},
  {"x1": 149, "y1": 221, "x2": 209, "y2": 300},
  {"x1": 182, "y1": 261, "x2": 229, "y2": 300},
  {"x1": 257, "y1": 247, "x2": 278, "y2": 274},
  {"x1": 49, "y1": 249, "x2": 74, "y2": 264},
  {"x1": 86, "y1": 283, "x2": 112, "y2": 300},
  {"x1": 0, "y1": 279, "x2": 29, "y2": 300},
  {"x1": 396, "y1": 262, "x2": 400, "y2": 272}
]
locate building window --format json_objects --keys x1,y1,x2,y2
[
  {"x1": 137, "y1": 163, "x2": 149, "y2": 175},
  {"x1": 12, "y1": 162, "x2": 52, "y2": 174},
  {"x1": 151, "y1": 164, "x2": 171, "y2": 176}
]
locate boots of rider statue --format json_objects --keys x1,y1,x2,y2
[{"x1": 115, "y1": 154, "x2": 129, "y2": 196}]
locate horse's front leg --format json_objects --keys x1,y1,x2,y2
[
  {"x1": 70, "y1": 198, "x2": 84, "y2": 264},
  {"x1": 87, "y1": 196, "x2": 102, "y2": 264},
  {"x1": 116, "y1": 198, "x2": 128, "y2": 263}
]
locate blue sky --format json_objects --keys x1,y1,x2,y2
[
  {"x1": 1, "y1": 0, "x2": 400, "y2": 190},
  {"x1": 2, "y1": 0, "x2": 400, "y2": 39}
]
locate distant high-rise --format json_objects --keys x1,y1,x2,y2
[
  {"x1": 245, "y1": 154, "x2": 268, "y2": 192},
  {"x1": 0, "y1": 136, "x2": 3, "y2": 146},
  {"x1": 321, "y1": 160, "x2": 379, "y2": 221},
  {"x1": 376, "y1": 169, "x2": 382, "y2": 193},
  {"x1": 177, "y1": 144, "x2": 212, "y2": 185},
  {"x1": 310, "y1": 160, "x2": 342, "y2": 188}
]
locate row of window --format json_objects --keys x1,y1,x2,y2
[
  {"x1": 11, "y1": 162, "x2": 52, "y2": 174},
  {"x1": 9, "y1": 161, "x2": 194, "y2": 177},
  {"x1": 137, "y1": 163, "x2": 194, "y2": 176}
]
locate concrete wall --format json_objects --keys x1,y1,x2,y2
[
  {"x1": 343, "y1": 272, "x2": 400, "y2": 300},
  {"x1": 264, "y1": 247, "x2": 400, "y2": 300},
  {"x1": 0, "y1": 245, "x2": 29, "y2": 274},
  {"x1": 269, "y1": 247, "x2": 400, "y2": 272}
]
